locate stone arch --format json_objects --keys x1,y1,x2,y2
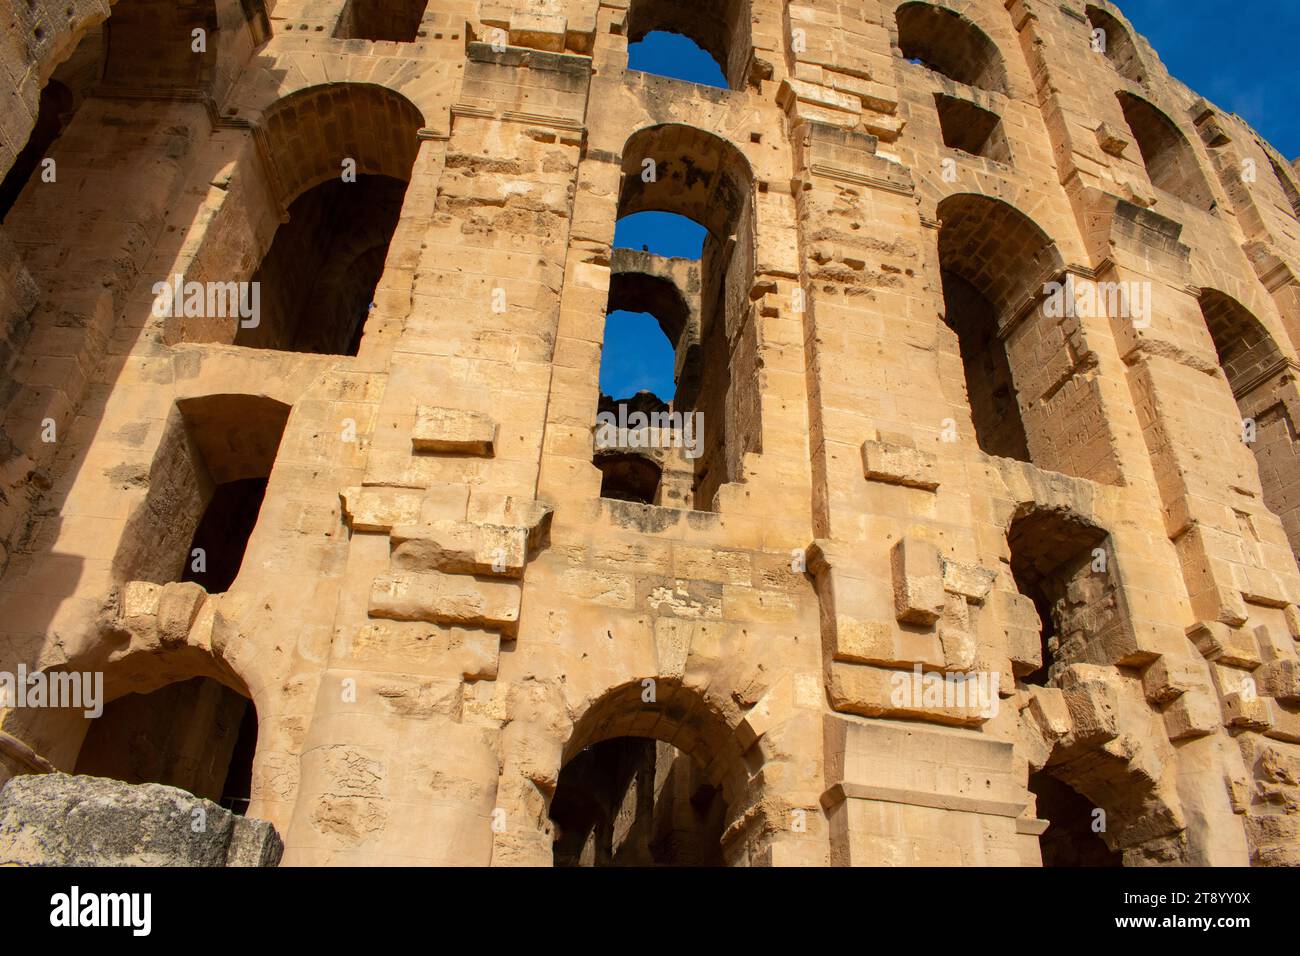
[
  {"x1": 1115, "y1": 91, "x2": 1216, "y2": 211},
  {"x1": 625, "y1": 0, "x2": 752, "y2": 90},
  {"x1": 550, "y1": 678, "x2": 758, "y2": 865},
  {"x1": 613, "y1": 123, "x2": 758, "y2": 510},
  {"x1": 1085, "y1": 4, "x2": 1146, "y2": 84},
  {"x1": 934, "y1": 194, "x2": 1066, "y2": 465},
  {"x1": 607, "y1": 270, "x2": 692, "y2": 349},
  {"x1": 1198, "y1": 288, "x2": 1300, "y2": 557},
  {"x1": 258, "y1": 83, "x2": 426, "y2": 208},
  {"x1": 894, "y1": 2, "x2": 1009, "y2": 95}
]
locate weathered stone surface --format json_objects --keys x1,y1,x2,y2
[{"x1": 0, "y1": 773, "x2": 282, "y2": 867}]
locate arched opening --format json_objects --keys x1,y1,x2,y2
[
  {"x1": 895, "y1": 2, "x2": 1009, "y2": 95},
  {"x1": 1261, "y1": 146, "x2": 1300, "y2": 218},
  {"x1": 936, "y1": 195, "x2": 1064, "y2": 465},
  {"x1": 1029, "y1": 770, "x2": 1122, "y2": 866},
  {"x1": 238, "y1": 175, "x2": 406, "y2": 354},
  {"x1": 334, "y1": 0, "x2": 426, "y2": 42},
  {"x1": 625, "y1": 0, "x2": 750, "y2": 90},
  {"x1": 1199, "y1": 290, "x2": 1300, "y2": 555},
  {"x1": 74, "y1": 676, "x2": 258, "y2": 814},
  {"x1": 113, "y1": 394, "x2": 290, "y2": 591},
  {"x1": 1085, "y1": 5, "x2": 1145, "y2": 84},
  {"x1": 1006, "y1": 507, "x2": 1110, "y2": 686},
  {"x1": 550, "y1": 680, "x2": 753, "y2": 867},
  {"x1": 237, "y1": 84, "x2": 424, "y2": 355},
  {"x1": 1116, "y1": 92, "x2": 1216, "y2": 211},
  {"x1": 603, "y1": 125, "x2": 758, "y2": 511}
]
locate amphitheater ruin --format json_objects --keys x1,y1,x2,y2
[{"x1": 0, "y1": 0, "x2": 1298, "y2": 866}]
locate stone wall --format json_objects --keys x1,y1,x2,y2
[{"x1": 0, "y1": 0, "x2": 1296, "y2": 866}]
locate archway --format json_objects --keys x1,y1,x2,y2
[
  {"x1": 608, "y1": 124, "x2": 757, "y2": 511},
  {"x1": 1085, "y1": 5, "x2": 1145, "y2": 84},
  {"x1": 935, "y1": 194, "x2": 1066, "y2": 466},
  {"x1": 550, "y1": 680, "x2": 756, "y2": 866},
  {"x1": 625, "y1": 0, "x2": 751, "y2": 90},
  {"x1": 1116, "y1": 92, "x2": 1215, "y2": 211},
  {"x1": 895, "y1": 2, "x2": 1009, "y2": 95}
]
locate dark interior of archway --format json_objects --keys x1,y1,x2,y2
[
  {"x1": 550, "y1": 737, "x2": 726, "y2": 866},
  {"x1": 181, "y1": 476, "x2": 268, "y2": 594},
  {"x1": 1085, "y1": 5, "x2": 1144, "y2": 84},
  {"x1": 596, "y1": 451, "x2": 663, "y2": 505},
  {"x1": 1007, "y1": 509, "x2": 1109, "y2": 686},
  {"x1": 1030, "y1": 771, "x2": 1123, "y2": 866},
  {"x1": 895, "y1": 2, "x2": 1008, "y2": 94},
  {"x1": 75, "y1": 676, "x2": 256, "y2": 811},
  {"x1": 0, "y1": 82, "x2": 73, "y2": 224},
  {"x1": 239, "y1": 175, "x2": 405, "y2": 355},
  {"x1": 941, "y1": 270, "x2": 1031, "y2": 461}
]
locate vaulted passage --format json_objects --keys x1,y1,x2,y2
[
  {"x1": 74, "y1": 677, "x2": 257, "y2": 814},
  {"x1": 239, "y1": 175, "x2": 405, "y2": 354},
  {"x1": 1007, "y1": 507, "x2": 1111, "y2": 686},
  {"x1": 1200, "y1": 290, "x2": 1300, "y2": 558},
  {"x1": 334, "y1": 0, "x2": 427, "y2": 42},
  {"x1": 1116, "y1": 92, "x2": 1215, "y2": 211},
  {"x1": 895, "y1": 2, "x2": 1008, "y2": 94},
  {"x1": 114, "y1": 394, "x2": 290, "y2": 592},
  {"x1": 625, "y1": 0, "x2": 751, "y2": 89}
]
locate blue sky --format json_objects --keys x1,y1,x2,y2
[
  {"x1": 601, "y1": 15, "x2": 1298, "y2": 399},
  {"x1": 1118, "y1": 1, "x2": 1298, "y2": 159}
]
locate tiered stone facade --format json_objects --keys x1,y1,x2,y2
[{"x1": 0, "y1": 0, "x2": 1298, "y2": 866}]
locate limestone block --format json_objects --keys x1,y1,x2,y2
[
  {"x1": 1058, "y1": 664, "x2": 1119, "y2": 746},
  {"x1": 120, "y1": 580, "x2": 161, "y2": 632},
  {"x1": 341, "y1": 486, "x2": 425, "y2": 533},
  {"x1": 778, "y1": 78, "x2": 862, "y2": 116},
  {"x1": 1027, "y1": 686, "x2": 1072, "y2": 741},
  {"x1": 829, "y1": 662, "x2": 997, "y2": 727},
  {"x1": 938, "y1": 595, "x2": 976, "y2": 670},
  {"x1": 891, "y1": 536, "x2": 944, "y2": 626},
  {"x1": 1188, "y1": 620, "x2": 1261, "y2": 668},
  {"x1": 412, "y1": 406, "x2": 497, "y2": 456},
  {"x1": 991, "y1": 589, "x2": 1041, "y2": 675},
  {"x1": 157, "y1": 581, "x2": 206, "y2": 646},
  {"x1": 1223, "y1": 692, "x2": 1274, "y2": 731},
  {"x1": 1140, "y1": 655, "x2": 1203, "y2": 704},
  {"x1": 509, "y1": 11, "x2": 566, "y2": 52},
  {"x1": 1095, "y1": 121, "x2": 1130, "y2": 156},
  {"x1": 653, "y1": 617, "x2": 691, "y2": 680},
  {"x1": 1163, "y1": 688, "x2": 1221, "y2": 740},
  {"x1": 861, "y1": 433, "x2": 939, "y2": 490},
  {"x1": 369, "y1": 570, "x2": 522, "y2": 634},
  {"x1": 0, "y1": 773, "x2": 282, "y2": 866},
  {"x1": 1259, "y1": 658, "x2": 1300, "y2": 702},
  {"x1": 390, "y1": 520, "x2": 530, "y2": 577},
  {"x1": 941, "y1": 559, "x2": 996, "y2": 604}
]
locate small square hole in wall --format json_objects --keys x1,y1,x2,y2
[
  {"x1": 934, "y1": 93, "x2": 1012, "y2": 165},
  {"x1": 750, "y1": 132, "x2": 762, "y2": 143}
]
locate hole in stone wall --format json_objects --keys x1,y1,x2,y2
[
  {"x1": 934, "y1": 94, "x2": 1012, "y2": 164},
  {"x1": 1006, "y1": 508, "x2": 1110, "y2": 686},
  {"x1": 114, "y1": 395, "x2": 290, "y2": 589},
  {"x1": 595, "y1": 448, "x2": 664, "y2": 505},
  {"x1": 239, "y1": 176, "x2": 405, "y2": 355},
  {"x1": 1116, "y1": 91, "x2": 1216, "y2": 211},
  {"x1": 74, "y1": 676, "x2": 257, "y2": 813},
  {"x1": 333, "y1": 0, "x2": 426, "y2": 42},
  {"x1": 625, "y1": 0, "x2": 751, "y2": 90},
  {"x1": 1029, "y1": 770, "x2": 1123, "y2": 866},
  {"x1": 1084, "y1": 5, "x2": 1144, "y2": 84},
  {"x1": 895, "y1": 2, "x2": 1009, "y2": 95}
]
